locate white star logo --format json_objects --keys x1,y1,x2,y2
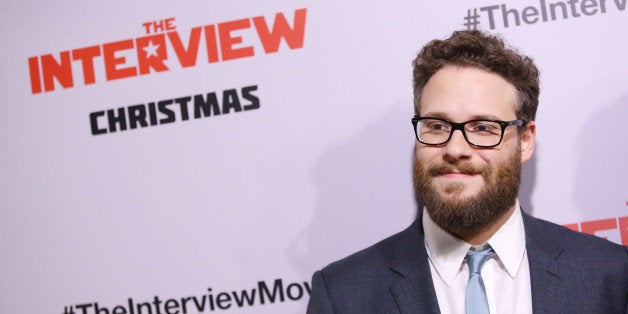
[{"x1": 143, "y1": 41, "x2": 160, "y2": 58}]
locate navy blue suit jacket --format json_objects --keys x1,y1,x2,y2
[{"x1": 307, "y1": 211, "x2": 628, "y2": 313}]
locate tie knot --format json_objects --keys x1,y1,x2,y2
[{"x1": 466, "y1": 246, "x2": 494, "y2": 274}]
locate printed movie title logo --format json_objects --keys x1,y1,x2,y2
[{"x1": 28, "y1": 8, "x2": 307, "y2": 94}]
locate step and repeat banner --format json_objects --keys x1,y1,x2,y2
[{"x1": 1, "y1": 0, "x2": 626, "y2": 313}]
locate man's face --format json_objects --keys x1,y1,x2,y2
[{"x1": 413, "y1": 65, "x2": 535, "y2": 234}]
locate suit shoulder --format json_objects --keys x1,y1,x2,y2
[
  {"x1": 319, "y1": 221, "x2": 421, "y2": 283},
  {"x1": 321, "y1": 228, "x2": 404, "y2": 277},
  {"x1": 308, "y1": 221, "x2": 430, "y2": 312}
]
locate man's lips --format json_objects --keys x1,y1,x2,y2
[
  {"x1": 429, "y1": 165, "x2": 483, "y2": 178},
  {"x1": 437, "y1": 172, "x2": 479, "y2": 178}
]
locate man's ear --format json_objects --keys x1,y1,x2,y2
[{"x1": 521, "y1": 121, "x2": 536, "y2": 163}]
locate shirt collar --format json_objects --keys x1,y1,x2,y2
[
  {"x1": 422, "y1": 200, "x2": 526, "y2": 286},
  {"x1": 486, "y1": 200, "x2": 527, "y2": 279}
]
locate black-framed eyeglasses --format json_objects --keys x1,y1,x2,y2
[{"x1": 411, "y1": 116, "x2": 525, "y2": 148}]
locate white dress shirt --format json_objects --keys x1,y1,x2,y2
[{"x1": 422, "y1": 202, "x2": 533, "y2": 314}]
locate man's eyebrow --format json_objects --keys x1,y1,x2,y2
[
  {"x1": 467, "y1": 114, "x2": 504, "y2": 121},
  {"x1": 420, "y1": 111, "x2": 449, "y2": 119},
  {"x1": 421, "y1": 112, "x2": 505, "y2": 121}
]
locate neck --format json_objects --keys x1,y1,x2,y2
[{"x1": 454, "y1": 205, "x2": 516, "y2": 245}]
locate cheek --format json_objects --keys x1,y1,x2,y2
[
  {"x1": 476, "y1": 152, "x2": 494, "y2": 164},
  {"x1": 477, "y1": 146, "x2": 520, "y2": 170},
  {"x1": 475, "y1": 151, "x2": 502, "y2": 171},
  {"x1": 415, "y1": 145, "x2": 440, "y2": 161}
]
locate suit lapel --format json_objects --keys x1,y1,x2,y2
[
  {"x1": 522, "y1": 211, "x2": 564, "y2": 313},
  {"x1": 388, "y1": 217, "x2": 440, "y2": 313},
  {"x1": 390, "y1": 276, "x2": 440, "y2": 313}
]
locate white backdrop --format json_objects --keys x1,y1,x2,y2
[{"x1": 1, "y1": 0, "x2": 626, "y2": 313}]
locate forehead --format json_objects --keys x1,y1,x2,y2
[{"x1": 419, "y1": 65, "x2": 518, "y2": 121}]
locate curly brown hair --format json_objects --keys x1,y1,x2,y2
[{"x1": 413, "y1": 30, "x2": 540, "y2": 122}]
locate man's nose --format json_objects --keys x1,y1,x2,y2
[{"x1": 443, "y1": 129, "x2": 473, "y2": 160}]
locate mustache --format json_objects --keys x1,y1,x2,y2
[{"x1": 427, "y1": 162, "x2": 489, "y2": 176}]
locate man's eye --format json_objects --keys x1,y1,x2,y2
[
  {"x1": 469, "y1": 123, "x2": 499, "y2": 133},
  {"x1": 429, "y1": 123, "x2": 449, "y2": 131}
]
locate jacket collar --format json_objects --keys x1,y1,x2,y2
[
  {"x1": 521, "y1": 210, "x2": 564, "y2": 313},
  {"x1": 388, "y1": 216, "x2": 441, "y2": 313}
]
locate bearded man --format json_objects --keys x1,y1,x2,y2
[{"x1": 307, "y1": 30, "x2": 627, "y2": 313}]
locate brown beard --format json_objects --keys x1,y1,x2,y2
[{"x1": 413, "y1": 146, "x2": 521, "y2": 234}]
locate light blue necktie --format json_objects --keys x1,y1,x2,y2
[{"x1": 465, "y1": 246, "x2": 494, "y2": 314}]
